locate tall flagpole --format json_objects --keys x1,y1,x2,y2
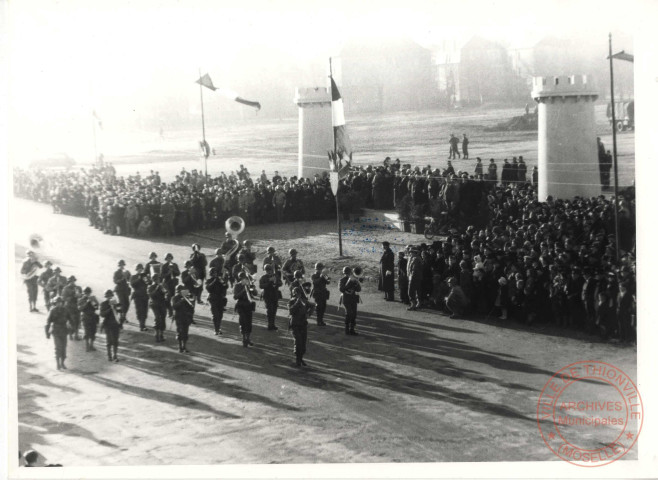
[
  {"x1": 608, "y1": 34, "x2": 620, "y2": 261},
  {"x1": 199, "y1": 68, "x2": 208, "y2": 178},
  {"x1": 330, "y1": 57, "x2": 343, "y2": 257}
]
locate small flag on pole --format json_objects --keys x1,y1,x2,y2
[{"x1": 196, "y1": 73, "x2": 261, "y2": 110}]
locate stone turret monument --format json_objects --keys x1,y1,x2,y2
[
  {"x1": 532, "y1": 75, "x2": 599, "y2": 200},
  {"x1": 294, "y1": 87, "x2": 333, "y2": 179}
]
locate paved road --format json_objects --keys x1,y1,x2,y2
[{"x1": 12, "y1": 198, "x2": 637, "y2": 466}]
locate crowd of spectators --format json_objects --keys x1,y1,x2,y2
[
  {"x1": 397, "y1": 182, "x2": 636, "y2": 342},
  {"x1": 13, "y1": 156, "x2": 534, "y2": 237}
]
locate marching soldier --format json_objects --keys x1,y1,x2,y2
[
  {"x1": 206, "y1": 266, "x2": 228, "y2": 335},
  {"x1": 99, "y1": 289, "x2": 122, "y2": 362},
  {"x1": 289, "y1": 286, "x2": 309, "y2": 367},
  {"x1": 231, "y1": 254, "x2": 250, "y2": 285},
  {"x1": 262, "y1": 246, "x2": 282, "y2": 282},
  {"x1": 38, "y1": 260, "x2": 55, "y2": 311},
  {"x1": 130, "y1": 264, "x2": 150, "y2": 331},
  {"x1": 234, "y1": 271, "x2": 255, "y2": 347},
  {"x1": 145, "y1": 251, "x2": 162, "y2": 279},
  {"x1": 209, "y1": 248, "x2": 225, "y2": 272},
  {"x1": 189, "y1": 243, "x2": 208, "y2": 303},
  {"x1": 148, "y1": 273, "x2": 168, "y2": 343},
  {"x1": 282, "y1": 249, "x2": 305, "y2": 286},
  {"x1": 44, "y1": 296, "x2": 71, "y2": 370},
  {"x1": 339, "y1": 267, "x2": 361, "y2": 335},
  {"x1": 172, "y1": 285, "x2": 194, "y2": 353},
  {"x1": 310, "y1": 263, "x2": 329, "y2": 326},
  {"x1": 181, "y1": 261, "x2": 201, "y2": 310},
  {"x1": 241, "y1": 240, "x2": 257, "y2": 275},
  {"x1": 45, "y1": 266, "x2": 66, "y2": 304},
  {"x1": 161, "y1": 253, "x2": 180, "y2": 318},
  {"x1": 77, "y1": 287, "x2": 99, "y2": 352},
  {"x1": 259, "y1": 264, "x2": 282, "y2": 330},
  {"x1": 21, "y1": 250, "x2": 42, "y2": 312},
  {"x1": 61, "y1": 275, "x2": 81, "y2": 340},
  {"x1": 113, "y1": 260, "x2": 131, "y2": 325}
]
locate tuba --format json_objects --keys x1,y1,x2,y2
[{"x1": 223, "y1": 216, "x2": 245, "y2": 263}]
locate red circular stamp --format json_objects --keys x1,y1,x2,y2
[{"x1": 536, "y1": 361, "x2": 643, "y2": 467}]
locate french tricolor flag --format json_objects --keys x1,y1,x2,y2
[{"x1": 330, "y1": 76, "x2": 353, "y2": 162}]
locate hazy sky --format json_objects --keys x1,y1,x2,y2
[{"x1": 5, "y1": 0, "x2": 645, "y2": 160}]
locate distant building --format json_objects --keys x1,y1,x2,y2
[{"x1": 340, "y1": 37, "x2": 436, "y2": 113}]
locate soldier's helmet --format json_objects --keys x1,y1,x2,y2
[
  {"x1": 149, "y1": 251, "x2": 158, "y2": 259},
  {"x1": 209, "y1": 267, "x2": 217, "y2": 275},
  {"x1": 165, "y1": 253, "x2": 174, "y2": 260},
  {"x1": 83, "y1": 287, "x2": 92, "y2": 294},
  {"x1": 267, "y1": 246, "x2": 275, "y2": 253},
  {"x1": 215, "y1": 248, "x2": 222, "y2": 255},
  {"x1": 135, "y1": 263, "x2": 144, "y2": 271},
  {"x1": 68, "y1": 275, "x2": 77, "y2": 282},
  {"x1": 237, "y1": 271, "x2": 247, "y2": 280},
  {"x1": 315, "y1": 262, "x2": 324, "y2": 270},
  {"x1": 104, "y1": 289, "x2": 114, "y2": 298},
  {"x1": 176, "y1": 285, "x2": 184, "y2": 292},
  {"x1": 264, "y1": 264, "x2": 273, "y2": 272},
  {"x1": 292, "y1": 286, "x2": 303, "y2": 297},
  {"x1": 294, "y1": 270, "x2": 303, "y2": 279},
  {"x1": 118, "y1": 259, "x2": 126, "y2": 266},
  {"x1": 184, "y1": 260, "x2": 192, "y2": 268},
  {"x1": 54, "y1": 266, "x2": 62, "y2": 273},
  {"x1": 342, "y1": 266, "x2": 352, "y2": 275},
  {"x1": 289, "y1": 248, "x2": 297, "y2": 256}
]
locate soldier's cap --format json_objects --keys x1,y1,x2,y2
[
  {"x1": 289, "y1": 248, "x2": 297, "y2": 255},
  {"x1": 104, "y1": 289, "x2": 114, "y2": 297},
  {"x1": 118, "y1": 259, "x2": 126, "y2": 266},
  {"x1": 294, "y1": 270, "x2": 303, "y2": 279},
  {"x1": 315, "y1": 262, "x2": 324, "y2": 270},
  {"x1": 68, "y1": 275, "x2": 76, "y2": 282},
  {"x1": 342, "y1": 266, "x2": 352, "y2": 275},
  {"x1": 382, "y1": 241, "x2": 390, "y2": 247},
  {"x1": 264, "y1": 264, "x2": 273, "y2": 271},
  {"x1": 267, "y1": 246, "x2": 275, "y2": 253},
  {"x1": 149, "y1": 252, "x2": 158, "y2": 259},
  {"x1": 165, "y1": 253, "x2": 174, "y2": 260},
  {"x1": 54, "y1": 266, "x2": 61, "y2": 272},
  {"x1": 83, "y1": 287, "x2": 92, "y2": 294}
]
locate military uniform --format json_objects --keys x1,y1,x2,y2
[
  {"x1": 45, "y1": 302, "x2": 72, "y2": 369},
  {"x1": 45, "y1": 273, "x2": 66, "y2": 303},
  {"x1": 288, "y1": 292, "x2": 309, "y2": 367},
  {"x1": 21, "y1": 255, "x2": 42, "y2": 312},
  {"x1": 38, "y1": 266, "x2": 55, "y2": 310},
  {"x1": 77, "y1": 292, "x2": 99, "y2": 351},
  {"x1": 113, "y1": 266, "x2": 131, "y2": 324},
  {"x1": 339, "y1": 273, "x2": 361, "y2": 335},
  {"x1": 310, "y1": 270, "x2": 329, "y2": 326},
  {"x1": 100, "y1": 296, "x2": 122, "y2": 362},
  {"x1": 206, "y1": 270, "x2": 229, "y2": 335},
  {"x1": 130, "y1": 271, "x2": 150, "y2": 331},
  {"x1": 172, "y1": 289, "x2": 194, "y2": 353},
  {"x1": 233, "y1": 280, "x2": 255, "y2": 347},
  {"x1": 282, "y1": 255, "x2": 305, "y2": 286},
  {"x1": 189, "y1": 246, "x2": 208, "y2": 302},
  {"x1": 259, "y1": 269, "x2": 282, "y2": 330},
  {"x1": 148, "y1": 279, "x2": 168, "y2": 342},
  {"x1": 161, "y1": 259, "x2": 181, "y2": 317},
  {"x1": 61, "y1": 280, "x2": 81, "y2": 340}
]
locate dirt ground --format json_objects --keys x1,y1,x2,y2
[{"x1": 11, "y1": 198, "x2": 638, "y2": 467}]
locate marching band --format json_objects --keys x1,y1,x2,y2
[{"x1": 29, "y1": 216, "x2": 367, "y2": 369}]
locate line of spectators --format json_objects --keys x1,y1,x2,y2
[{"x1": 396, "y1": 182, "x2": 636, "y2": 342}]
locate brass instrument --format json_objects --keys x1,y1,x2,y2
[
  {"x1": 190, "y1": 267, "x2": 203, "y2": 288},
  {"x1": 223, "y1": 216, "x2": 245, "y2": 263}
]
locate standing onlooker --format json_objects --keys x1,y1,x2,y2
[{"x1": 462, "y1": 134, "x2": 470, "y2": 159}]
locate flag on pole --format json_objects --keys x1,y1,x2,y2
[
  {"x1": 609, "y1": 50, "x2": 634, "y2": 63},
  {"x1": 196, "y1": 73, "x2": 261, "y2": 110},
  {"x1": 330, "y1": 76, "x2": 352, "y2": 160}
]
